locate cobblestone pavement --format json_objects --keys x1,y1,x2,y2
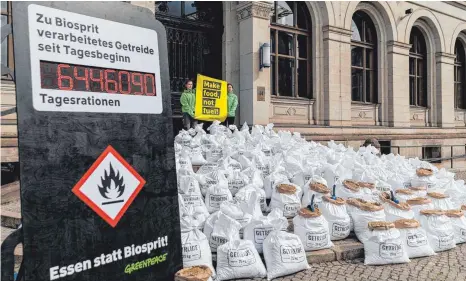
[{"x1": 242, "y1": 243, "x2": 466, "y2": 281}]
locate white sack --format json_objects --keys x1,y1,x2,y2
[
  {"x1": 227, "y1": 170, "x2": 249, "y2": 196},
  {"x1": 181, "y1": 217, "x2": 215, "y2": 275},
  {"x1": 235, "y1": 185, "x2": 267, "y2": 215},
  {"x1": 263, "y1": 231, "x2": 309, "y2": 281},
  {"x1": 243, "y1": 208, "x2": 288, "y2": 253},
  {"x1": 264, "y1": 167, "x2": 289, "y2": 199},
  {"x1": 407, "y1": 199, "x2": 434, "y2": 221},
  {"x1": 395, "y1": 221, "x2": 435, "y2": 258},
  {"x1": 301, "y1": 176, "x2": 330, "y2": 208},
  {"x1": 205, "y1": 181, "x2": 233, "y2": 214},
  {"x1": 293, "y1": 210, "x2": 333, "y2": 251},
  {"x1": 384, "y1": 202, "x2": 415, "y2": 222},
  {"x1": 419, "y1": 212, "x2": 456, "y2": 252},
  {"x1": 364, "y1": 227, "x2": 410, "y2": 265},
  {"x1": 216, "y1": 240, "x2": 267, "y2": 280},
  {"x1": 446, "y1": 212, "x2": 466, "y2": 244},
  {"x1": 320, "y1": 197, "x2": 351, "y2": 240},
  {"x1": 348, "y1": 200, "x2": 386, "y2": 244},
  {"x1": 209, "y1": 213, "x2": 242, "y2": 252},
  {"x1": 270, "y1": 183, "x2": 302, "y2": 218}
]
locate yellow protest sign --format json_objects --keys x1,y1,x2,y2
[{"x1": 194, "y1": 74, "x2": 227, "y2": 122}]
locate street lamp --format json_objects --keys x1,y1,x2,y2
[{"x1": 260, "y1": 42, "x2": 271, "y2": 70}]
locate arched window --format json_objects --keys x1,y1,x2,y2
[
  {"x1": 351, "y1": 11, "x2": 377, "y2": 103},
  {"x1": 270, "y1": 1, "x2": 311, "y2": 98},
  {"x1": 409, "y1": 27, "x2": 427, "y2": 107},
  {"x1": 454, "y1": 39, "x2": 466, "y2": 109}
]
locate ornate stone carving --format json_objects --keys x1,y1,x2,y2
[
  {"x1": 286, "y1": 107, "x2": 297, "y2": 116},
  {"x1": 236, "y1": 2, "x2": 272, "y2": 21},
  {"x1": 358, "y1": 111, "x2": 367, "y2": 118}
]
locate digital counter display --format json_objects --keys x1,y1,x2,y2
[{"x1": 40, "y1": 61, "x2": 156, "y2": 96}]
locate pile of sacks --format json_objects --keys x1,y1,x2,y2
[{"x1": 176, "y1": 122, "x2": 466, "y2": 279}]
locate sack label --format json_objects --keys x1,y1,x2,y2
[
  {"x1": 209, "y1": 194, "x2": 230, "y2": 208},
  {"x1": 332, "y1": 222, "x2": 350, "y2": 238},
  {"x1": 283, "y1": 203, "x2": 300, "y2": 217},
  {"x1": 262, "y1": 149, "x2": 272, "y2": 157},
  {"x1": 254, "y1": 227, "x2": 274, "y2": 244},
  {"x1": 183, "y1": 195, "x2": 203, "y2": 207},
  {"x1": 427, "y1": 183, "x2": 434, "y2": 189},
  {"x1": 259, "y1": 196, "x2": 266, "y2": 211},
  {"x1": 182, "y1": 242, "x2": 201, "y2": 262},
  {"x1": 191, "y1": 146, "x2": 201, "y2": 155},
  {"x1": 460, "y1": 228, "x2": 466, "y2": 237},
  {"x1": 306, "y1": 231, "x2": 329, "y2": 249},
  {"x1": 229, "y1": 163, "x2": 242, "y2": 171},
  {"x1": 209, "y1": 235, "x2": 228, "y2": 249},
  {"x1": 227, "y1": 248, "x2": 256, "y2": 267},
  {"x1": 228, "y1": 179, "x2": 245, "y2": 193},
  {"x1": 403, "y1": 182, "x2": 411, "y2": 188},
  {"x1": 257, "y1": 164, "x2": 271, "y2": 177},
  {"x1": 211, "y1": 149, "x2": 223, "y2": 158},
  {"x1": 280, "y1": 244, "x2": 305, "y2": 263},
  {"x1": 379, "y1": 243, "x2": 403, "y2": 259},
  {"x1": 406, "y1": 232, "x2": 427, "y2": 247},
  {"x1": 439, "y1": 234, "x2": 455, "y2": 249}
]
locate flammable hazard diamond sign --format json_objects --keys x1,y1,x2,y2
[{"x1": 72, "y1": 145, "x2": 146, "y2": 227}]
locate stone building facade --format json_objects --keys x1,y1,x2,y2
[
  {"x1": 133, "y1": 1, "x2": 466, "y2": 166},
  {"x1": 2, "y1": 1, "x2": 466, "y2": 167}
]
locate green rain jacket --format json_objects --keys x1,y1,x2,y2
[
  {"x1": 227, "y1": 92, "x2": 238, "y2": 117},
  {"x1": 180, "y1": 89, "x2": 196, "y2": 117}
]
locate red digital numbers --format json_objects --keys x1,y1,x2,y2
[{"x1": 40, "y1": 61, "x2": 156, "y2": 96}]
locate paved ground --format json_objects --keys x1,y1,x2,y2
[{"x1": 242, "y1": 243, "x2": 466, "y2": 281}]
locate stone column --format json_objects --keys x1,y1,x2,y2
[
  {"x1": 130, "y1": 1, "x2": 155, "y2": 14},
  {"x1": 236, "y1": 1, "x2": 272, "y2": 125},
  {"x1": 322, "y1": 26, "x2": 352, "y2": 126},
  {"x1": 387, "y1": 41, "x2": 411, "y2": 127},
  {"x1": 435, "y1": 52, "x2": 456, "y2": 128}
]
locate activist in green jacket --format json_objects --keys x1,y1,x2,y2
[
  {"x1": 225, "y1": 83, "x2": 238, "y2": 127},
  {"x1": 180, "y1": 80, "x2": 198, "y2": 129}
]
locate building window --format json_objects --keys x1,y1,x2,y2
[
  {"x1": 1, "y1": 1, "x2": 13, "y2": 80},
  {"x1": 422, "y1": 146, "x2": 441, "y2": 164},
  {"x1": 270, "y1": 1, "x2": 311, "y2": 98},
  {"x1": 409, "y1": 27, "x2": 427, "y2": 107},
  {"x1": 378, "y1": 140, "x2": 391, "y2": 155},
  {"x1": 454, "y1": 39, "x2": 465, "y2": 109},
  {"x1": 351, "y1": 11, "x2": 377, "y2": 103}
]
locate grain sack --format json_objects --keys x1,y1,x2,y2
[
  {"x1": 394, "y1": 219, "x2": 435, "y2": 258},
  {"x1": 407, "y1": 197, "x2": 434, "y2": 221},
  {"x1": 191, "y1": 144, "x2": 207, "y2": 165},
  {"x1": 216, "y1": 240, "x2": 267, "y2": 280},
  {"x1": 180, "y1": 217, "x2": 215, "y2": 275},
  {"x1": 445, "y1": 210, "x2": 466, "y2": 244},
  {"x1": 205, "y1": 180, "x2": 233, "y2": 214},
  {"x1": 322, "y1": 163, "x2": 352, "y2": 188},
  {"x1": 395, "y1": 189, "x2": 417, "y2": 202},
  {"x1": 199, "y1": 170, "x2": 229, "y2": 197},
  {"x1": 243, "y1": 208, "x2": 288, "y2": 253},
  {"x1": 206, "y1": 144, "x2": 223, "y2": 163},
  {"x1": 264, "y1": 167, "x2": 290, "y2": 199},
  {"x1": 363, "y1": 221, "x2": 410, "y2": 265},
  {"x1": 226, "y1": 170, "x2": 249, "y2": 196},
  {"x1": 427, "y1": 192, "x2": 455, "y2": 211},
  {"x1": 209, "y1": 212, "x2": 242, "y2": 252},
  {"x1": 179, "y1": 174, "x2": 209, "y2": 219},
  {"x1": 408, "y1": 186, "x2": 427, "y2": 198},
  {"x1": 263, "y1": 231, "x2": 309, "y2": 281},
  {"x1": 347, "y1": 199, "x2": 386, "y2": 243},
  {"x1": 384, "y1": 193, "x2": 415, "y2": 221},
  {"x1": 337, "y1": 180, "x2": 365, "y2": 200},
  {"x1": 301, "y1": 176, "x2": 331, "y2": 208},
  {"x1": 419, "y1": 210, "x2": 456, "y2": 252},
  {"x1": 270, "y1": 183, "x2": 302, "y2": 218},
  {"x1": 320, "y1": 196, "x2": 351, "y2": 240},
  {"x1": 220, "y1": 200, "x2": 256, "y2": 237},
  {"x1": 235, "y1": 185, "x2": 267, "y2": 215},
  {"x1": 175, "y1": 265, "x2": 213, "y2": 281},
  {"x1": 411, "y1": 168, "x2": 438, "y2": 190},
  {"x1": 293, "y1": 206, "x2": 333, "y2": 251},
  {"x1": 178, "y1": 149, "x2": 194, "y2": 173}
]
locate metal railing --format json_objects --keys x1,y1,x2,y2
[{"x1": 379, "y1": 144, "x2": 466, "y2": 169}]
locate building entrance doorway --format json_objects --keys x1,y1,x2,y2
[{"x1": 154, "y1": 1, "x2": 223, "y2": 133}]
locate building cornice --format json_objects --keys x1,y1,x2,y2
[{"x1": 236, "y1": 1, "x2": 272, "y2": 22}]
